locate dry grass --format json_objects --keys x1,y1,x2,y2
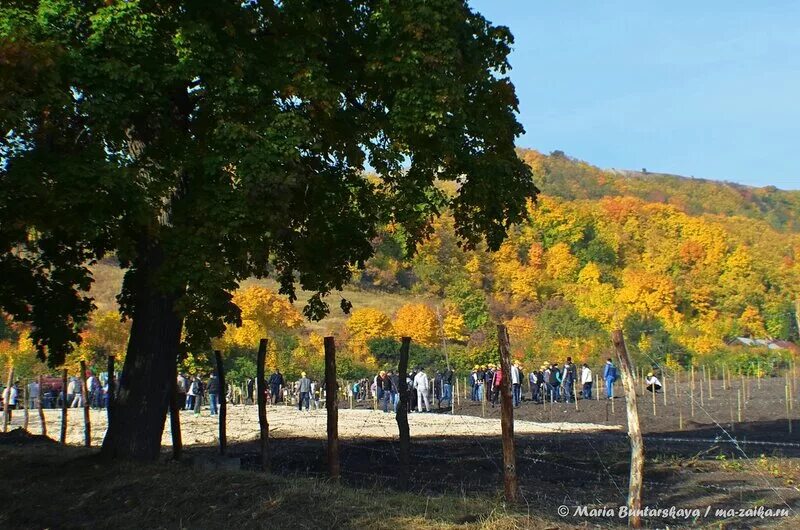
[
  {"x1": 88, "y1": 260, "x2": 429, "y2": 331},
  {"x1": 0, "y1": 436, "x2": 562, "y2": 530}
]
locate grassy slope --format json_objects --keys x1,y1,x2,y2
[
  {"x1": 91, "y1": 259, "x2": 433, "y2": 332},
  {"x1": 0, "y1": 440, "x2": 553, "y2": 530}
]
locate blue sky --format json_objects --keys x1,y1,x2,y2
[{"x1": 469, "y1": 1, "x2": 800, "y2": 189}]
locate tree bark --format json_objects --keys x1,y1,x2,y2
[
  {"x1": 498, "y1": 325, "x2": 519, "y2": 502},
  {"x1": 612, "y1": 329, "x2": 644, "y2": 529},
  {"x1": 168, "y1": 354, "x2": 182, "y2": 460},
  {"x1": 101, "y1": 240, "x2": 183, "y2": 461},
  {"x1": 324, "y1": 337, "x2": 339, "y2": 480},
  {"x1": 214, "y1": 350, "x2": 226, "y2": 455},
  {"x1": 106, "y1": 356, "x2": 115, "y2": 425},
  {"x1": 396, "y1": 337, "x2": 411, "y2": 490},
  {"x1": 256, "y1": 338, "x2": 269, "y2": 472}
]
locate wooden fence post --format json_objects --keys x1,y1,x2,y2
[
  {"x1": 2, "y1": 366, "x2": 13, "y2": 432},
  {"x1": 324, "y1": 336, "x2": 340, "y2": 481},
  {"x1": 498, "y1": 325, "x2": 519, "y2": 503},
  {"x1": 611, "y1": 329, "x2": 644, "y2": 529},
  {"x1": 214, "y1": 350, "x2": 226, "y2": 455},
  {"x1": 60, "y1": 369, "x2": 67, "y2": 444},
  {"x1": 256, "y1": 338, "x2": 269, "y2": 472},
  {"x1": 396, "y1": 337, "x2": 411, "y2": 490},
  {"x1": 79, "y1": 361, "x2": 90, "y2": 447},
  {"x1": 168, "y1": 355, "x2": 182, "y2": 460},
  {"x1": 38, "y1": 375, "x2": 46, "y2": 437}
]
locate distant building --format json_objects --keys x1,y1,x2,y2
[{"x1": 727, "y1": 337, "x2": 799, "y2": 354}]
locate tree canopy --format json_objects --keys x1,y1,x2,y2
[{"x1": 0, "y1": 0, "x2": 536, "y2": 368}]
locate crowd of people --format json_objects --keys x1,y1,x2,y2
[
  {"x1": 2, "y1": 358, "x2": 665, "y2": 419},
  {"x1": 466, "y1": 357, "x2": 663, "y2": 406},
  {"x1": 0, "y1": 372, "x2": 116, "y2": 417}
]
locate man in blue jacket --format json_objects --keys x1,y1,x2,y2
[{"x1": 603, "y1": 359, "x2": 618, "y2": 399}]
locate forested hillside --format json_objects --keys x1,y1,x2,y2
[
  {"x1": 521, "y1": 149, "x2": 800, "y2": 232},
  {"x1": 3, "y1": 150, "x2": 798, "y2": 380}
]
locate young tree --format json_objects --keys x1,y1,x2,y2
[
  {"x1": 393, "y1": 303, "x2": 439, "y2": 347},
  {"x1": 0, "y1": 1, "x2": 536, "y2": 459}
]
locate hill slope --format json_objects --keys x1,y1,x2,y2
[{"x1": 520, "y1": 149, "x2": 800, "y2": 232}]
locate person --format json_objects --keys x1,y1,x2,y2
[
  {"x1": 207, "y1": 372, "x2": 220, "y2": 415},
  {"x1": 491, "y1": 365, "x2": 503, "y2": 406},
  {"x1": 389, "y1": 370, "x2": 400, "y2": 412},
  {"x1": 408, "y1": 369, "x2": 418, "y2": 412},
  {"x1": 186, "y1": 375, "x2": 197, "y2": 411},
  {"x1": 310, "y1": 380, "x2": 320, "y2": 410},
  {"x1": 28, "y1": 379, "x2": 40, "y2": 410},
  {"x1": 246, "y1": 377, "x2": 255, "y2": 405},
  {"x1": 176, "y1": 373, "x2": 188, "y2": 409},
  {"x1": 70, "y1": 376, "x2": 83, "y2": 408},
  {"x1": 379, "y1": 371, "x2": 393, "y2": 413},
  {"x1": 645, "y1": 372, "x2": 662, "y2": 393},
  {"x1": 193, "y1": 376, "x2": 203, "y2": 416},
  {"x1": 433, "y1": 370, "x2": 443, "y2": 409},
  {"x1": 2, "y1": 382, "x2": 18, "y2": 420},
  {"x1": 548, "y1": 363, "x2": 561, "y2": 402},
  {"x1": 442, "y1": 366, "x2": 454, "y2": 407},
  {"x1": 528, "y1": 367, "x2": 541, "y2": 403},
  {"x1": 542, "y1": 364, "x2": 552, "y2": 402},
  {"x1": 581, "y1": 363, "x2": 593, "y2": 399},
  {"x1": 511, "y1": 361, "x2": 522, "y2": 407},
  {"x1": 269, "y1": 369, "x2": 284, "y2": 405},
  {"x1": 413, "y1": 367, "x2": 430, "y2": 413},
  {"x1": 484, "y1": 364, "x2": 494, "y2": 402},
  {"x1": 476, "y1": 365, "x2": 486, "y2": 401},
  {"x1": 297, "y1": 372, "x2": 311, "y2": 411},
  {"x1": 603, "y1": 359, "x2": 618, "y2": 399},
  {"x1": 376, "y1": 370, "x2": 387, "y2": 408},
  {"x1": 86, "y1": 372, "x2": 98, "y2": 409},
  {"x1": 562, "y1": 357, "x2": 577, "y2": 403},
  {"x1": 469, "y1": 366, "x2": 479, "y2": 401}
]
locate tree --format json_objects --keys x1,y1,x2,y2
[
  {"x1": 393, "y1": 303, "x2": 439, "y2": 347},
  {"x1": 346, "y1": 308, "x2": 394, "y2": 360},
  {"x1": 1, "y1": 1, "x2": 535, "y2": 459}
]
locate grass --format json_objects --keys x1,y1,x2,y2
[
  {"x1": 0, "y1": 436, "x2": 557, "y2": 530},
  {"x1": 90, "y1": 258, "x2": 431, "y2": 333}
]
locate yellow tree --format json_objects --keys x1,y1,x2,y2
[
  {"x1": 544, "y1": 242, "x2": 579, "y2": 283},
  {"x1": 0, "y1": 328, "x2": 48, "y2": 379},
  {"x1": 442, "y1": 302, "x2": 469, "y2": 342},
  {"x1": 393, "y1": 303, "x2": 439, "y2": 347},
  {"x1": 738, "y1": 305, "x2": 767, "y2": 338},
  {"x1": 218, "y1": 286, "x2": 304, "y2": 349},
  {"x1": 346, "y1": 308, "x2": 394, "y2": 358}
]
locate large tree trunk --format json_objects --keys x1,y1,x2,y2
[{"x1": 101, "y1": 240, "x2": 183, "y2": 460}]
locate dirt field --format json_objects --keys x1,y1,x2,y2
[
  {"x1": 3, "y1": 374, "x2": 799, "y2": 528},
  {"x1": 5, "y1": 404, "x2": 621, "y2": 447}
]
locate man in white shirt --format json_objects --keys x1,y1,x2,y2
[
  {"x1": 581, "y1": 363, "x2": 593, "y2": 400},
  {"x1": 645, "y1": 372, "x2": 662, "y2": 393},
  {"x1": 2, "y1": 382, "x2": 18, "y2": 421},
  {"x1": 413, "y1": 368, "x2": 430, "y2": 413}
]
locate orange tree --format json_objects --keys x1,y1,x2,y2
[{"x1": 0, "y1": 1, "x2": 535, "y2": 460}]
